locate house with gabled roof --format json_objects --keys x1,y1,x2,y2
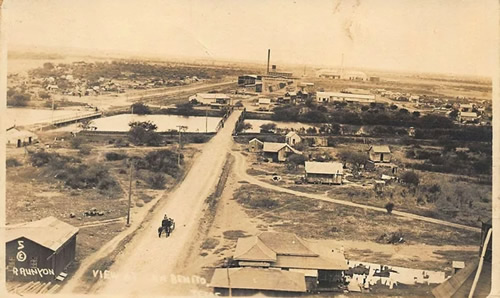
[
  {"x1": 5, "y1": 217, "x2": 79, "y2": 281},
  {"x1": 368, "y1": 145, "x2": 392, "y2": 163},
  {"x1": 223, "y1": 232, "x2": 348, "y2": 292},
  {"x1": 6, "y1": 127, "x2": 38, "y2": 147},
  {"x1": 262, "y1": 142, "x2": 300, "y2": 162},
  {"x1": 248, "y1": 138, "x2": 264, "y2": 152},
  {"x1": 285, "y1": 131, "x2": 302, "y2": 146}
]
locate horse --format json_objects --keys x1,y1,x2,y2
[{"x1": 158, "y1": 218, "x2": 175, "y2": 238}]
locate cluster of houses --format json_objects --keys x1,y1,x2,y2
[
  {"x1": 237, "y1": 73, "x2": 294, "y2": 94},
  {"x1": 208, "y1": 232, "x2": 349, "y2": 295},
  {"x1": 189, "y1": 93, "x2": 232, "y2": 109},
  {"x1": 248, "y1": 130, "x2": 394, "y2": 185}
]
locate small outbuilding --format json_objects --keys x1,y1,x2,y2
[
  {"x1": 459, "y1": 111, "x2": 478, "y2": 122},
  {"x1": 305, "y1": 161, "x2": 343, "y2": 184},
  {"x1": 368, "y1": 145, "x2": 392, "y2": 163},
  {"x1": 285, "y1": 131, "x2": 302, "y2": 146},
  {"x1": 6, "y1": 127, "x2": 38, "y2": 147},
  {"x1": 258, "y1": 98, "x2": 272, "y2": 111},
  {"x1": 5, "y1": 216, "x2": 79, "y2": 282},
  {"x1": 248, "y1": 138, "x2": 264, "y2": 152}
]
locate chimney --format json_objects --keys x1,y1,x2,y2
[{"x1": 267, "y1": 49, "x2": 271, "y2": 75}]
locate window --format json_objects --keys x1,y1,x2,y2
[
  {"x1": 30, "y1": 257, "x2": 38, "y2": 268},
  {"x1": 7, "y1": 257, "x2": 15, "y2": 271}
]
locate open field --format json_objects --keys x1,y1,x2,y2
[
  {"x1": 6, "y1": 129, "x2": 202, "y2": 277},
  {"x1": 233, "y1": 184, "x2": 479, "y2": 247}
]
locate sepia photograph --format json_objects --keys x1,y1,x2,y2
[{"x1": 0, "y1": 0, "x2": 498, "y2": 297}]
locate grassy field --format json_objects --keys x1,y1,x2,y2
[
  {"x1": 6, "y1": 133, "x2": 200, "y2": 268},
  {"x1": 233, "y1": 184, "x2": 480, "y2": 247}
]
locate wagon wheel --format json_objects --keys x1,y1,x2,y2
[{"x1": 171, "y1": 220, "x2": 176, "y2": 231}]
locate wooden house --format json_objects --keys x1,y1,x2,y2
[
  {"x1": 248, "y1": 138, "x2": 264, "y2": 152},
  {"x1": 6, "y1": 127, "x2": 38, "y2": 147},
  {"x1": 368, "y1": 145, "x2": 392, "y2": 163},
  {"x1": 5, "y1": 217, "x2": 79, "y2": 282},
  {"x1": 228, "y1": 232, "x2": 348, "y2": 292},
  {"x1": 285, "y1": 131, "x2": 302, "y2": 146},
  {"x1": 305, "y1": 161, "x2": 343, "y2": 184},
  {"x1": 262, "y1": 142, "x2": 298, "y2": 162}
]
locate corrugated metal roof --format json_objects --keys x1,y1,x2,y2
[
  {"x1": 370, "y1": 145, "x2": 391, "y2": 153},
  {"x1": 209, "y1": 267, "x2": 307, "y2": 292},
  {"x1": 305, "y1": 161, "x2": 343, "y2": 175},
  {"x1": 6, "y1": 216, "x2": 79, "y2": 252}
]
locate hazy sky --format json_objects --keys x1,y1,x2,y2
[{"x1": 4, "y1": 0, "x2": 498, "y2": 76}]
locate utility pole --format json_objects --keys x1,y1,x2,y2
[
  {"x1": 225, "y1": 258, "x2": 232, "y2": 297},
  {"x1": 127, "y1": 161, "x2": 133, "y2": 226},
  {"x1": 176, "y1": 125, "x2": 187, "y2": 167},
  {"x1": 205, "y1": 108, "x2": 208, "y2": 134}
]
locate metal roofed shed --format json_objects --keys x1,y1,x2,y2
[
  {"x1": 209, "y1": 267, "x2": 307, "y2": 295},
  {"x1": 5, "y1": 217, "x2": 79, "y2": 281},
  {"x1": 305, "y1": 161, "x2": 344, "y2": 185}
]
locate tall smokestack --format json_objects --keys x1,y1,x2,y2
[{"x1": 267, "y1": 49, "x2": 271, "y2": 75}]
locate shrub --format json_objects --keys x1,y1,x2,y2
[
  {"x1": 128, "y1": 121, "x2": 162, "y2": 146},
  {"x1": 385, "y1": 202, "x2": 394, "y2": 214},
  {"x1": 79, "y1": 145, "x2": 92, "y2": 155},
  {"x1": 70, "y1": 136, "x2": 85, "y2": 149},
  {"x1": 191, "y1": 135, "x2": 210, "y2": 143},
  {"x1": 147, "y1": 173, "x2": 167, "y2": 189},
  {"x1": 400, "y1": 171, "x2": 420, "y2": 186},
  {"x1": 130, "y1": 102, "x2": 151, "y2": 115},
  {"x1": 260, "y1": 123, "x2": 277, "y2": 133},
  {"x1": 106, "y1": 152, "x2": 128, "y2": 161},
  {"x1": 6, "y1": 158, "x2": 21, "y2": 167}
]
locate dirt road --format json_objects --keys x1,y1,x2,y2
[
  {"x1": 231, "y1": 151, "x2": 481, "y2": 233},
  {"x1": 87, "y1": 110, "x2": 241, "y2": 296}
]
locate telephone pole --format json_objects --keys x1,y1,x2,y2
[
  {"x1": 127, "y1": 162, "x2": 133, "y2": 226},
  {"x1": 176, "y1": 125, "x2": 187, "y2": 167}
]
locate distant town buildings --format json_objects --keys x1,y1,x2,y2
[
  {"x1": 316, "y1": 92, "x2": 375, "y2": 104},
  {"x1": 189, "y1": 93, "x2": 231, "y2": 107}
]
